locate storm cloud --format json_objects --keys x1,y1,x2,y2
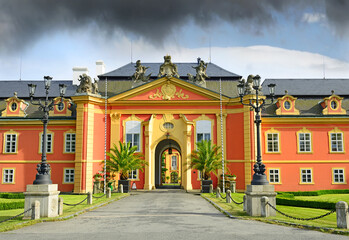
[{"x1": 0, "y1": 0, "x2": 347, "y2": 54}]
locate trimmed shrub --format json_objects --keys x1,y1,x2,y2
[
  {"x1": 276, "y1": 197, "x2": 336, "y2": 210},
  {"x1": 0, "y1": 201, "x2": 24, "y2": 210},
  {"x1": 281, "y1": 189, "x2": 349, "y2": 196},
  {"x1": 0, "y1": 193, "x2": 25, "y2": 199}
]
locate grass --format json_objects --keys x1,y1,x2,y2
[
  {"x1": 0, "y1": 192, "x2": 128, "y2": 232},
  {"x1": 202, "y1": 193, "x2": 349, "y2": 235}
]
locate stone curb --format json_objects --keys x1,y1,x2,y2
[{"x1": 201, "y1": 194, "x2": 349, "y2": 235}]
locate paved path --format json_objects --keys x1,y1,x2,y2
[{"x1": 1, "y1": 190, "x2": 347, "y2": 240}]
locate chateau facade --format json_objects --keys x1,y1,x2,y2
[{"x1": 1, "y1": 57, "x2": 348, "y2": 193}]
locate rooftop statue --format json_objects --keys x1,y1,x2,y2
[
  {"x1": 132, "y1": 60, "x2": 151, "y2": 83},
  {"x1": 76, "y1": 73, "x2": 99, "y2": 95},
  {"x1": 239, "y1": 74, "x2": 258, "y2": 95},
  {"x1": 188, "y1": 58, "x2": 208, "y2": 86},
  {"x1": 158, "y1": 55, "x2": 179, "y2": 78}
]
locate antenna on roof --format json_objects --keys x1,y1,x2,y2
[
  {"x1": 19, "y1": 56, "x2": 22, "y2": 81},
  {"x1": 130, "y1": 40, "x2": 133, "y2": 63},
  {"x1": 323, "y1": 56, "x2": 326, "y2": 79},
  {"x1": 209, "y1": 37, "x2": 212, "y2": 63}
]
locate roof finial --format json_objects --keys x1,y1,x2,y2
[
  {"x1": 285, "y1": 90, "x2": 288, "y2": 95},
  {"x1": 331, "y1": 90, "x2": 335, "y2": 95}
]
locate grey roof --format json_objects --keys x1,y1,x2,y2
[
  {"x1": 100, "y1": 62, "x2": 241, "y2": 80},
  {"x1": 262, "y1": 79, "x2": 349, "y2": 97},
  {"x1": 0, "y1": 80, "x2": 77, "y2": 98}
]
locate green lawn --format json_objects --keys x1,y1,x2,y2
[
  {"x1": 203, "y1": 193, "x2": 349, "y2": 235},
  {"x1": 294, "y1": 194, "x2": 349, "y2": 204},
  {"x1": 0, "y1": 193, "x2": 128, "y2": 232}
]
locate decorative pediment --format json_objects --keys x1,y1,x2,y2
[
  {"x1": 275, "y1": 91, "x2": 299, "y2": 115},
  {"x1": 321, "y1": 91, "x2": 346, "y2": 115},
  {"x1": 108, "y1": 77, "x2": 228, "y2": 102},
  {"x1": 1, "y1": 92, "x2": 29, "y2": 117},
  {"x1": 49, "y1": 97, "x2": 72, "y2": 117}
]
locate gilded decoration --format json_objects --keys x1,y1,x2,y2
[
  {"x1": 158, "y1": 55, "x2": 179, "y2": 78},
  {"x1": 149, "y1": 82, "x2": 189, "y2": 100}
]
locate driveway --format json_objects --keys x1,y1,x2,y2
[{"x1": 1, "y1": 189, "x2": 347, "y2": 240}]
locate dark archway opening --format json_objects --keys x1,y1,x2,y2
[{"x1": 155, "y1": 138, "x2": 181, "y2": 189}]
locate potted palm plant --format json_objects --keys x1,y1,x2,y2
[
  {"x1": 106, "y1": 141, "x2": 147, "y2": 193},
  {"x1": 189, "y1": 140, "x2": 222, "y2": 193}
]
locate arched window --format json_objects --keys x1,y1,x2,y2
[{"x1": 125, "y1": 121, "x2": 141, "y2": 151}]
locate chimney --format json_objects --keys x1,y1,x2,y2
[
  {"x1": 96, "y1": 60, "x2": 105, "y2": 79},
  {"x1": 72, "y1": 67, "x2": 89, "y2": 85}
]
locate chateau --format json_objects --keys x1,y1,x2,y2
[{"x1": 1, "y1": 56, "x2": 348, "y2": 193}]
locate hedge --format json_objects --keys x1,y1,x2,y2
[
  {"x1": 276, "y1": 197, "x2": 336, "y2": 210},
  {"x1": 0, "y1": 193, "x2": 25, "y2": 199},
  {"x1": 0, "y1": 201, "x2": 24, "y2": 210},
  {"x1": 279, "y1": 189, "x2": 349, "y2": 197}
]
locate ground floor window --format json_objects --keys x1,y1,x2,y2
[
  {"x1": 268, "y1": 169, "x2": 280, "y2": 183},
  {"x1": 2, "y1": 169, "x2": 14, "y2": 183},
  {"x1": 64, "y1": 169, "x2": 75, "y2": 183},
  {"x1": 129, "y1": 170, "x2": 138, "y2": 180},
  {"x1": 300, "y1": 169, "x2": 313, "y2": 183},
  {"x1": 333, "y1": 169, "x2": 345, "y2": 183}
]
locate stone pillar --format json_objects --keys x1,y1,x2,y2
[
  {"x1": 243, "y1": 195, "x2": 246, "y2": 212},
  {"x1": 261, "y1": 196, "x2": 269, "y2": 217},
  {"x1": 31, "y1": 200, "x2": 40, "y2": 220},
  {"x1": 231, "y1": 181, "x2": 236, "y2": 193},
  {"x1": 119, "y1": 184, "x2": 123, "y2": 193},
  {"x1": 226, "y1": 190, "x2": 231, "y2": 203},
  {"x1": 209, "y1": 184, "x2": 213, "y2": 193},
  {"x1": 336, "y1": 201, "x2": 349, "y2": 229},
  {"x1": 87, "y1": 192, "x2": 92, "y2": 205},
  {"x1": 24, "y1": 184, "x2": 60, "y2": 218},
  {"x1": 216, "y1": 187, "x2": 221, "y2": 198},
  {"x1": 107, "y1": 187, "x2": 111, "y2": 198},
  {"x1": 245, "y1": 184, "x2": 276, "y2": 216},
  {"x1": 58, "y1": 197, "x2": 63, "y2": 215}
]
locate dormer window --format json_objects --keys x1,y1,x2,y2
[
  {"x1": 275, "y1": 90, "x2": 299, "y2": 115},
  {"x1": 1, "y1": 92, "x2": 29, "y2": 117},
  {"x1": 321, "y1": 91, "x2": 345, "y2": 115},
  {"x1": 49, "y1": 97, "x2": 72, "y2": 117}
]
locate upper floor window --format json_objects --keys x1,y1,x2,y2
[
  {"x1": 125, "y1": 121, "x2": 141, "y2": 152},
  {"x1": 65, "y1": 133, "x2": 76, "y2": 153},
  {"x1": 171, "y1": 155, "x2": 177, "y2": 170},
  {"x1": 40, "y1": 133, "x2": 53, "y2": 153},
  {"x1": 267, "y1": 133, "x2": 279, "y2": 152},
  {"x1": 196, "y1": 120, "x2": 211, "y2": 142},
  {"x1": 297, "y1": 129, "x2": 312, "y2": 153},
  {"x1": 4, "y1": 133, "x2": 17, "y2": 153},
  {"x1": 2, "y1": 169, "x2": 14, "y2": 183},
  {"x1": 329, "y1": 132, "x2": 344, "y2": 153}
]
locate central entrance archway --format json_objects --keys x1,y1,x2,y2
[{"x1": 154, "y1": 139, "x2": 181, "y2": 188}]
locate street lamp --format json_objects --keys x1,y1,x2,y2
[
  {"x1": 237, "y1": 75, "x2": 276, "y2": 185},
  {"x1": 28, "y1": 76, "x2": 67, "y2": 184}
]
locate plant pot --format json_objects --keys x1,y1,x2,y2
[
  {"x1": 118, "y1": 180, "x2": 130, "y2": 193},
  {"x1": 201, "y1": 180, "x2": 212, "y2": 193}
]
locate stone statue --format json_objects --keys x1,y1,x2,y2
[
  {"x1": 239, "y1": 74, "x2": 257, "y2": 95},
  {"x1": 76, "y1": 74, "x2": 92, "y2": 94},
  {"x1": 188, "y1": 59, "x2": 208, "y2": 85},
  {"x1": 132, "y1": 60, "x2": 151, "y2": 82},
  {"x1": 158, "y1": 55, "x2": 179, "y2": 78},
  {"x1": 92, "y1": 78, "x2": 99, "y2": 94}
]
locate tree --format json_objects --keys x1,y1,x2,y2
[
  {"x1": 189, "y1": 140, "x2": 222, "y2": 180},
  {"x1": 106, "y1": 141, "x2": 147, "y2": 180}
]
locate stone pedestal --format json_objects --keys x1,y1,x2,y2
[
  {"x1": 245, "y1": 184, "x2": 276, "y2": 216},
  {"x1": 24, "y1": 184, "x2": 60, "y2": 218}
]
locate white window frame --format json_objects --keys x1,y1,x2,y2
[
  {"x1": 171, "y1": 155, "x2": 177, "y2": 171},
  {"x1": 300, "y1": 169, "x2": 313, "y2": 183},
  {"x1": 4, "y1": 134, "x2": 17, "y2": 153},
  {"x1": 2, "y1": 168, "x2": 15, "y2": 183},
  {"x1": 64, "y1": 168, "x2": 75, "y2": 183},
  {"x1": 65, "y1": 133, "x2": 76, "y2": 153},
  {"x1": 269, "y1": 169, "x2": 280, "y2": 183},
  {"x1": 330, "y1": 133, "x2": 343, "y2": 152},
  {"x1": 128, "y1": 169, "x2": 138, "y2": 180},
  {"x1": 333, "y1": 169, "x2": 345, "y2": 183},
  {"x1": 125, "y1": 121, "x2": 141, "y2": 152},
  {"x1": 196, "y1": 120, "x2": 211, "y2": 143},
  {"x1": 40, "y1": 133, "x2": 53, "y2": 153},
  {"x1": 298, "y1": 133, "x2": 312, "y2": 153},
  {"x1": 267, "y1": 133, "x2": 279, "y2": 152}
]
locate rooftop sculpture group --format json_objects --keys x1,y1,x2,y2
[
  {"x1": 188, "y1": 58, "x2": 208, "y2": 86},
  {"x1": 76, "y1": 74, "x2": 99, "y2": 95}
]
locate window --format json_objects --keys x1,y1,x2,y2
[
  {"x1": 298, "y1": 132, "x2": 311, "y2": 152},
  {"x1": 171, "y1": 155, "x2": 177, "y2": 170},
  {"x1": 330, "y1": 133, "x2": 343, "y2": 152},
  {"x1": 125, "y1": 121, "x2": 141, "y2": 152},
  {"x1": 3, "y1": 169, "x2": 14, "y2": 183},
  {"x1": 11, "y1": 102, "x2": 17, "y2": 111},
  {"x1": 57, "y1": 102, "x2": 64, "y2": 111},
  {"x1": 65, "y1": 133, "x2": 76, "y2": 153},
  {"x1": 196, "y1": 120, "x2": 211, "y2": 142},
  {"x1": 269, "y1": 169, "x2": 280, "y2": 183},
  {"x1": 284, "y1": 101, "x2": 291, "y2": 110},
  {"x1": 267, "y1": 133, "x2": 279, "y2": 152},
  {"x1": 40, "y1": 133, "x2": 53, "y2": 153},
  {"x1": 129, "y1": 170, "x2": 138, "y2": 180},
  {"x1": 333, "y1": 169, "x2": 345, "y2": 183},
  {"x1": 301, "y1": 169, "x2": 313, "y2": 183},
  {"x1": 64, "y1": 169, "x2": 75, "y2": 183},
  {"x1": 163, "y1": 122, "x2": 174, "y2": 130},
  {"x1": 330, "y1": 100, "x2": 337, "y2": 110},
  {"x1": 4, "y1": 133, "x2": 17, "y2": 153}
]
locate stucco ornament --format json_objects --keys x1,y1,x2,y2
[
  {"x1": 188, "y1": 59, "x2": 208, "y2": 86},
  {"x1": 132, "y1": 60, "x2": 151, "y2": 83},
  {"x1": 158, "y1": 55, "x2": 179, "y2": 78},
  {"x1": 149, "y1": 82, "x2": 189, "y2": 100},
  {"x1": 76, "y1": 74, "x2": 99, "y2": 95}
]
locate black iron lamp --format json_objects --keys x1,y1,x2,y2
[
  {"x1": 237, "y1": 76, "x2": 276, "y2": 185},
  {"x1": 28, "y1": 76, "x2": 66, "y2": 185}
]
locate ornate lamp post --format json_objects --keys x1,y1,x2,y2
[
  {"x1": 28, "y1": 76, "x2": 67, "y2": 184},
  {"x1": 237, "y1": 75, "x2": 276, "y2": 185}
]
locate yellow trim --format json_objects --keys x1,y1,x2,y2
[
  {"x1": 328, "y1": 128, "x2": 345, "y2": 153},
  {"x1": 0, "y1": 120, "x2": 76, "y2": 126},
  {"x1": 322, "y1": 94, "x2": 346, "y2": 115},
  {"x1": 264, "y1": 160, "x2": 349, "y2": 163},
  {"x1": 268, "y1": 168, "x2": 281, "y2": 184},
  {"x1": 262, "y1": 117, "x2": 349, "y2": 124},
  {"x1": 299, "y1": 168, "x2": 314, "y2": 184},
  {"x1": 332, "y1": 168, "x2": 346, "y2": 184},
  {"x1": 2, "y1": 130, "x2": 18, "y2": 154},
  {"x1": 329, "y1": 99, "x2": 339, "y2": 110},
  {"x1": 296, "y1": 128, "x2": 313, "y2": 154},
  {"x1": 243, "y1": 106, "x2": 252, "y2": 188},
  {"x1": 275, "y1": 94, "x2": 300, "y2": 115},
  {"x1": 74, "y1": 102, "x2": 85, "y2": 193},
  {"x1": 264, "y1": 128, "x2": 281, "y2": 154},
  {"x1": 1, "y1": 94, "x2": 28, "y2": 117},
  {"x1": 9, "y1": 101, "x2": 18, "y2": 112},
  {"x1": 1, "y1": 160, "x2": 75, "y2": 163},
  {"x1": 63, "y1": 129, "x2": 76, "y2": 154},
  {"x1": 63, "y1": 168, "x2": 75, "y2": 184},
  {"x1": 38, "y1": 130, "x2": 54, "y2": 154},
  {"x1": 123, "y1": 114, "x2": 143, "y2": 152},
  {"x1": 50, "y1": 97, "x2": 72, "y2": 117},
  {"x1": 2, "y1": 168, "x2": 16, "y2": 184}
]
